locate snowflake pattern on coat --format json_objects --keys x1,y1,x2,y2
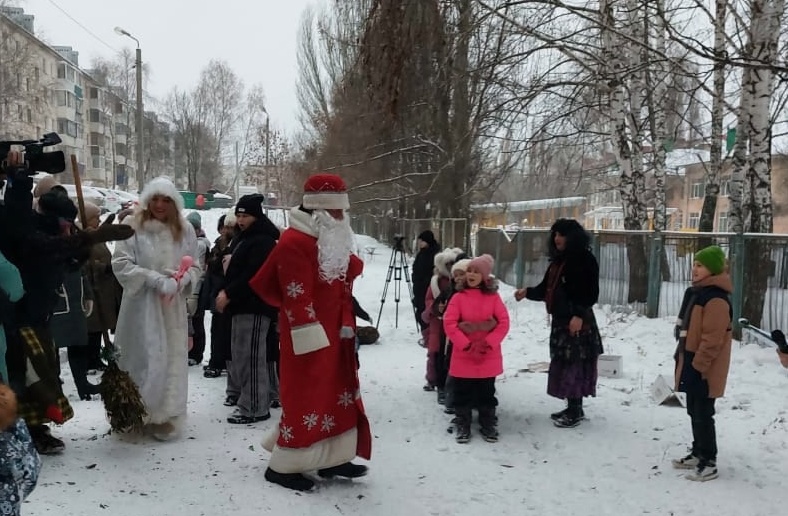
[
  {"x1": 280, "y1": 424, "x2": 294, "y2": 443},
  {"x1": 337, "y1": 391, "x2": 354, "y2": 408},
  {"x1": 320, "y1": 414, "x2": 336, "y2": 433},
  {"x1": 305, "y1": 303, "x2": 317, "y2": 320},
  {"x1": 0, "y1": 420, "x2": 41, "y2": 516},
  {"x1": 286, "y1": 281, "x2": 305, "y2": 299},
  {"x1": 302, "y1": 412, "x2": 319, "y2": 431}
]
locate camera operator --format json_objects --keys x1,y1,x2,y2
[{"x1": 0, "y1": 150, "x2": 134, "y2": 454}]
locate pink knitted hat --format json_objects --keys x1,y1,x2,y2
[{"x1": 468, "y1": 254, "x2": 494, "y2": 280}]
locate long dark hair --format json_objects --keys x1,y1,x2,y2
[{"x1": 548, "y1": 218, "x2": 591, "y2": 260}]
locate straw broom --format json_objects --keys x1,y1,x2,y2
[{"x1": 71, "y1": 155, "x2": 147, "y2": 433}]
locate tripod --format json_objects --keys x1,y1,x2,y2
[{"x1": 376, "y1": 235, "x2": 419, "y2": 331}]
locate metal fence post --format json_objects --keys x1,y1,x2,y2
[
  {"x1": 730, "y1": 233, "x2": 746, "y2": 338},
  {"x1": 494, "y1": 230, "x2": 503, "y2": 278},
  {"x1": 591, "y1": 231, "x2": 601, "y2": 259},
  {"x1": 515, "y1": 232, "x2": 525, "y2": 287},
  {"x1": 646, "y1": 232, "x2": 663, "y2": 318}
]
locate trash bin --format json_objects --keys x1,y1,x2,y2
[{"x1": 179, "y1": 191, "x2": 197, "y2": 210}]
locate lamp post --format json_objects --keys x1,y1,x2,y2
[{"x1": 114, "y1": 26, "x2": 144, "y2": 191}]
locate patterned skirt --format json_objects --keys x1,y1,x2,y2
[{"x1": 546, "y1": 316, "x2": 603, "y2": 400}]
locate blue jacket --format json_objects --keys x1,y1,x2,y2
[{"x1": 0, "y1": 251, "x2": 24, "y2": 382}]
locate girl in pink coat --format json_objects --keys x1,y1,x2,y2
[{"x1": 443, "y1": 254, "x2": 510, "y2": 443}]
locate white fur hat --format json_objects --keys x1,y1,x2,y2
[
  {"x1": 434, "y1": 247, "x2": 465, "y2": 277},
  {"x1": 224, "y1": 208, "x2": 237, "y2": 226},
  {"x1": 139, "y1": 176, "x2": 184, "y2": 211}
]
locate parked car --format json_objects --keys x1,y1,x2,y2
[
  {"x1": 60, "y1": 184, "x2": 106, "y2": 212},
  {"x1": 111, "y1": 189, "x2": 139, "y2": 210},
  {"x1": 211, "y1": 191, "x2": 233, "y2": 209},
  {"x1": 93, "y1": 187, "x2": 123, "y2": 213}
]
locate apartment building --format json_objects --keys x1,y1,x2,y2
[{"x1": 1, "y1": 7, "x2": 141, "y2": 190}]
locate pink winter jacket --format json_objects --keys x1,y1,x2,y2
[{"x1": 443, "y1": 288, "x2": 510, "y2": 379}]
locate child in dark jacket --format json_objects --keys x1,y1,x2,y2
[{"x1": 672, "y1": 245, "x2": 732, "y2": 482}]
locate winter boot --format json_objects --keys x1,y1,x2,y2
[
  {"x1": 265, "y1": 467, "x2": 315, "y2": 491},
  {"x1": 29, "y1": 425, "x2": 65, "y2": 455},
  {"x1": 437, "y1": 388, "x2": 446, "y2": 405},
  {"x1": 478, "y1": 406, "x2": 499, "y2": 443},
  {"x1": 318, "y1": 462, "x2": 369, "y2": 479},
  {"x1": 554, "y1": 398, "x2": 583, "y2": 428},
  {"x1": 686, "y1": 459, "x2": 718, "y2": 482},
  {"x1": 454, "y1": 407, "x2": 472, "y2": 443},
  {"x1": 672, "y1": 452, "x2": 700, "y2": 470}
]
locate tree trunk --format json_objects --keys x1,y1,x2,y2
[{"x1": 698, "y1": 0, "x2": 728, "y2": 239}]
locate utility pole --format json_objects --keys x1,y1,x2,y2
[
  {"x1": 234, "y1": 141, "x2": 240, "y2": 201},
  {"x1": 114, "y1": 27, "x2": 144, "y2": 191}
]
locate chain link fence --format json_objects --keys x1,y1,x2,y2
[{"x1": 476, "y1": 227, "x2": 788, "y2": 335}]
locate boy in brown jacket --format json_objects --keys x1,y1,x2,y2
[{"x1": 672, "y1": 245, "x2": 732, "y2": 482}]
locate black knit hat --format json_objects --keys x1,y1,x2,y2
[
  {"x1": 38, "y1": 191, "x2": 77, "y2": 221},
  {"x1": 418, "y1": 230, "x2": 437, "y2": 246},
  {"x1": 235, "y1": 194, "x2": 265, "y2": 219}
]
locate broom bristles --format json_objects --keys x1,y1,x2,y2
[{"x1": 99, "y1": 360, "x2": 147, "y2": 433}]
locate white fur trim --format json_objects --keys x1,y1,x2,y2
[
  {"x1": 430, "y1": 275, "x2": 441, "y2": 298},
  {"x1": 452, "y1": 259, "x2": 471, "y2": 274},
  {"x1": 291, "y1": 323, "x2": 331, "y2": 355},
  {"x1": 340, "y1": 326, "x2": 355, "y2": 339},
  {"x1": 263, "y1": 427, "x2": 358, "y2": 474},
  {"x1": 140, "y1": 176, "x2": 184, "y2": 211},
  {"x1": 303, "y1": 192, "x2": 350, "y2": 210},
  {"x1": 224, "y1": 210, "x2": 237, "y2": 226},
  {"x1": 288, "y1": 207, "x2": 318, "y2": 237}
]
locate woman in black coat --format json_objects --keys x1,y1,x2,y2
[
  {"x1": 514, "y1": 219, "x2": 603, "y2": 428},
  {"x1": 411, "y1": 230, "x2": 440, "y2": 335}
]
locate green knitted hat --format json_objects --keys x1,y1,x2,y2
[{"x1": 694, "y1": 245, "x2": 726, "y2": 275}]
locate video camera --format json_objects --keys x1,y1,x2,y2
[
  {"x1": 0, "y1": 132, "x2": 66, "y2": 178},
  {"x1": 393, "y1": 234, "x2": 406, "y2": 252}
]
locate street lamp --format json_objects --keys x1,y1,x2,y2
[{"x1": 114, "y1": 26, "x2": 144, "y2": 191}]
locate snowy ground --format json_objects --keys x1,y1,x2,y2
[{"x1": 24, "y1": 209, "x2": 788, "y2": 515}]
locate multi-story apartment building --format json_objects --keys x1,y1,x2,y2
[{"x1": 1, "y1": 7, "x2": 142, "y2": 190}]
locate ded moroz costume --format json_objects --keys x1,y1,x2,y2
[{"x1": 250, "y1": 173, "x2": 371, "y2": 492}]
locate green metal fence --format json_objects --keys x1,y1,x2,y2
[{"x1": 475, "y1": 228, "x2": 788, "y2": 335}]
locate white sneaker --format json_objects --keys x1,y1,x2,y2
[
  {"x1": 672, "y1": 453, "x2": 700, "y2": 470},
  {"x1": 686, "y1": 461, "x2": 718, "y2": 482}
]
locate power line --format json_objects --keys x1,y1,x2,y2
[{"x1": 45, "y1": 0, "x2": 119, "y2": 54}]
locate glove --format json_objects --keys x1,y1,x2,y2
[
  {"x1": 101, "y1": 213, "x2": 116, "y2": 226},
  {"x1": 84, "y1": 224, "x2": 135, "y2": 245},
  {"x1": 153, "y1": 276, "x2": 178, "y2": 296},
  {"x1": 83, "y1": 300, "x2": 94, "y2": 317},
  {"x1": 771, "y1": 329, "x2": 788, "y2": 353}
]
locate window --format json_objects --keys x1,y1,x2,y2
[
  {"x1": 56, "y1": 118, "x2": 78, "y2": 138},
  {"x1": 89, "y1": 109, "x2": 101, "y2": 123},
  {"x1": 89, "y1": 87, "x2": 99, "y2": 99},
  {"x1": 57, "y1": 64, "x2": 66, "y2": 79},
  {"x1": 720, "y1": 179, "x2": 731, "y2": 197},
  {"x1": 26, "y1": 109, "x2": 32, "y2": 123},
  {"x1": 17, "y1": 104, "x2": 23, "y2": 122},
  {"x1": 688, "y1": 212, "x2": 700, "y2": 229},
  {"x1": 691, "y1": 182, "x2": 704, "y2": 199},
  {"x1": 717, "y1": 211, "x2": 729, "y2": 232},
  {"x1": 115, "y1": 123, "x2": 127, "y2": 135},
  {"x1": 26, "y1": 78, "x2": 31, "y2": 92}
]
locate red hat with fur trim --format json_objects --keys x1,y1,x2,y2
[{"x1": 302, "y1": 173, "x2": 350, "y2": 210}]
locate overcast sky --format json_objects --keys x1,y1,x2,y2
[{"x1": 22, "y1": 0, "x2": 319, "y2": 133}]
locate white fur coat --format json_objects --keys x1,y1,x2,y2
[{"x1": 111, "y1": 216, "x2": 200, "y2": 426}]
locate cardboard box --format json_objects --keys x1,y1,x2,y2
[{"x1": 598, "y1": 354, "x2": 623, "y2": 378}]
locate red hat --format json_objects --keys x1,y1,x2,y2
[{"x1": 303, "y1": 173, "x2": 350, "y2": 210}]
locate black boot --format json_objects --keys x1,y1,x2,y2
[
  {"x1": 478, "y1": 406, "x2": 499, "y2": 442},
  {"x1": 69, "y1": 346, "x2": 100, "y2": 400},
  {"x1": 264, "y1": 468, "x2": 315, "y2": 491},
  {"x1": 317, "y1": 462, "x2": 369, "y2": 479},
  {"x1": 554, "y1": 398, "x2": 584, "y2": 428},
  {"x1": 454, "y1": 407, "x2": 472, "y2": 443}
]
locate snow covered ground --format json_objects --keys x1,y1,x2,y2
[{"x1": 25, "y1": 209, "x2": 788, "y2": 515}]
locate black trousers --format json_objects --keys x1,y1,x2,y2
[
  {"x1": 686, "y1": 391, "x2": 717, "y2": 462},
  {"x1": 86, "y1": 332, "x2": 103, "y2": 369},
  {"x1": 452, "y1": 377, "x2": 497, "y2": 409},
  {"x1": 188, "y1": 310, "x2": 207, "y2": 362},
  {"x1": 207, "y1": 312, "x2": 232, "y2": 369},
  {"x1": 435, "y1": 339, "x2": 448, "y2": 389}
]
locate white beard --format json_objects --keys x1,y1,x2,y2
[{"x1": 314, "y1": 210, "x2": 356, "y2": 283}]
